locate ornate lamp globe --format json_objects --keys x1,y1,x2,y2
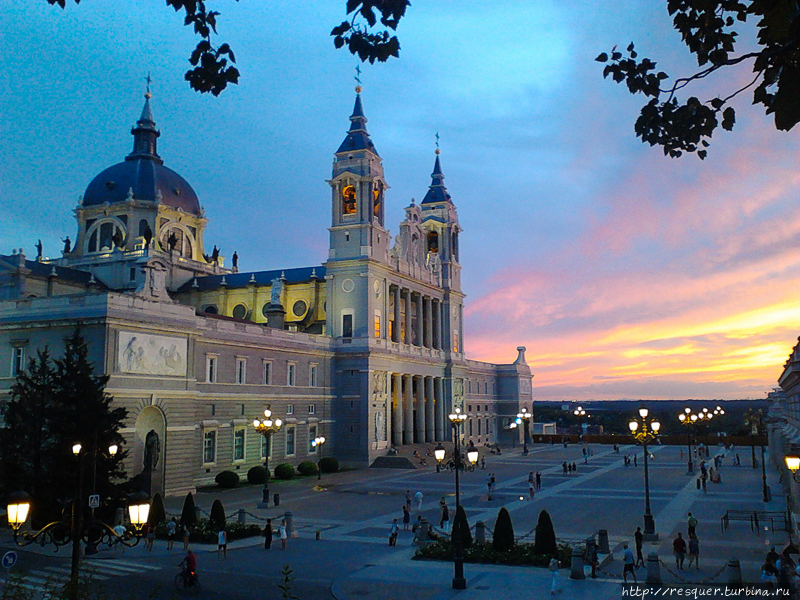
[
  {"x1": 629, "y1": 420, "x2": 638, "y2": 432},
  {"x1": 127, "y1": 491, "x2": 151, "y2": 530},
  {"x1": 679, "y1": 413, "x2": 686, "y2": 422},
  {"x1": 652, "y1": 421, "x2": 661, "y2": 432},
  {"x1": 786, "y1": 455, "x2": 800, "y2": 472},
  {"x1": 6, "y1": 490, "x2": 32, "y2": 531},
  {"x1": 466, "y1": 445, "x2": 479, "y2": 465},
  {"x1": 434, "y1": 443, "x2": 446, "y2": 463},
  {"x1": 638, "y1": 407, "x2": 649, "y2": 418}
]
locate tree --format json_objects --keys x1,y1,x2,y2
[
  {"x1": 451, "y1": 504, "x2": 473, "y2": 549},
  {"x1": 492, "y1": 507, "x2": 515, "y2": 552},
  {"x1": 209, "y1": 498, "x2": 226, "y2": 529},
  {"x1": 597, "y1": 2, "x2": 800, "y2": 159},
  {"x1": 0, "y1": 329, "x2": 128, "y2": 525},
  {"x1": 43, "y1": 0, "x2": 410, "y2": 96},
  {"x1": 149, "y1": 493, "x2": 167, "y2": 526},
  {"x1": 533, "y1": 509, "x2": 557, "y2": 556},
  {"x1": 180, "y1": 492, "x2": 197, "y2": 528}
]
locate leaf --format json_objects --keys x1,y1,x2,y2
[
  {"x1": 595, "y1": 52, "x2": 608, "y2": 62},
  {"x1": 721, "y1": 107, "x2": 736, "y2": 130}
]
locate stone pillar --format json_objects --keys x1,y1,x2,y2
[
  {"x1": 423, "y1": 297, "x2": 432, "y2": 348},
  {"x1": 403, "y1": 374, "x2": 413, "y2": 444},
  {"x1": 392, "y1": 285, "x2": 401, "y2": 342},
  {"x1": 433, "y1": 300, "x2": 442, "y2": 349},
  {"x1": 392, "y1": 373, "x2": 403, "y2": 446},
  {"x1": 569, "y1": 546, "x2": 585, "y2": 580},
  {"x1": 435, "y1": 377, "x2": 445, "y2": 441},
  {"x1": 414, "y1": 375, "x2": 425, "y2": 443},
  {"x1": 598, "y1": 529, "x2": 610, "y2": 554},
  {"x1": 475, "y1": 521, "x2": 486, "y2": 544},
  {"x1": 404, "y1": 289, "x2": 412, "y2": 345},
  {"x1": 416, "y1": 293, "x2": 424, "y2": 347},
  {"x1": 425, "y1": 376, "x2": 435, "y2": 443},
  {"x1": 726, "y1": 559, "x2": 742, "y2": 585},
  {"x1": 645, "y1": 552, "x2": 661, "y2": 585}
]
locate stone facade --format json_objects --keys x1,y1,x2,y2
[{"x1": 0, "y1": 88, "x2": 532, "y2": 497}]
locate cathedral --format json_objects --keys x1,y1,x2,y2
[{"x1": 0, "y1": 85, "x2": 533, "y2": 497}]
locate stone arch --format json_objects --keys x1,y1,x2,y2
[
  {"x1": 85, "y1": 216, "x2": 127, "y2": 254},
  {"x1": 133, "y1": 405, "x2": 166, "y2": 497}
]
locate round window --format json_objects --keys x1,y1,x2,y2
[
  {"x1": 262, "y1": 303, "x2": 270, "y2": 318},
  {"x1": 292, "y1": 300, "x2": 308, "y2": 317},
  {"x1": 203, "y1": 305, "x2": 218, "y2": 314},
  {"x1": 342, "y1": 278, "x2": 355, "y2": 293},
  {"x1": 232, "y1": 304, "x2": 247, "y2": 319}
]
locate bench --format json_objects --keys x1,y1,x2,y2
[
  {"x1": 754, "y1": 511, "x2": 789, "y2": 534},
  {"x1": 721, "y1": 510, "x2": 755, "y2": 532}
]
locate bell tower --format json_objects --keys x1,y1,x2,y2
[{"x1": 328, "y1": 85, "x2": 390, "y2": 263}]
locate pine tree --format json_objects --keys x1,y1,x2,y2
[
  {"x1": 452, "y1": 504, "x2": 473, "y2": 549},
  {"x1": 181, "y1": 492, "x2": 197, "y2": 528},
  {"x1": 533, "y1": 509, "x2": 557, "y2": 556},
  {"x1": 492, "y1": 507, "x2": 515, "y2": 552},
  {"x1": 149, "y1": 493, "x2": 166, "y2": 526},
  {"x1": 210, "y1": 499, "x2": 226, "y2": 529}
]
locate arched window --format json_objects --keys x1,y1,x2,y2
[
  {"x1": 342, "y1": 185, "x2": 356, "y2": 215},
  {"x1": 427, "y1": 231, "x2": 439, "y2": 253},
  {"x1": 87, "y1": 220, "x2": 125, "y2": 253},
  {"x1": 160, "y1": 226, "x2": 193, "y2": 259},
  {"x1": 138, "y1": 219, "x2": 150, "y2": 237},
  {"x1": 373, "y1": 183, "x2": 383, "y2": 218},
  {"x1": 203, "y1": 305, "x2": 218, "y2": 314},
  {"x1": 452, "y1": 230, "x2": 459, "y2": 261}
]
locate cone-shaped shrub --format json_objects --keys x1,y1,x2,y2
[
  {"x1": 452, "y1": 504, "x2": 473, "y2": 549},
  {"x1": 180, "y1": 492, "x2": 196, "y2": 528},
  {"x1": 533, "y1": 509, "x2": 557, "y2": 556},
  {"x1": 149, "y1": 493, "x2": 166, "y2": 526},
  {"x1": 492, "y1": 507, "x2": 515, "y2": 552},
  {"x1": 210, "y1": 499, "x2": 226, "y2": 529}
]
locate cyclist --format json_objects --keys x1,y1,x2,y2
[{"x1": 178, "y1": 549, "x2": 198, "y2": 587}]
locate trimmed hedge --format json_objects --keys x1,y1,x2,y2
[
  {"x1": 215, "y1": 470, "x2": 240, "y2": 488},
  {"x1": 297, "y1": 461, "x2": 318, "y2": 476},
  {"x1": 274, "y1": 463, "x2": 295, "y2": 480},
  {"x1": 210, "y1": 499, "x2": 226, "y2": 529},
  {"x1": 493, "y1": 508, "x2": 515, "y2": 552},
  {"x1": 180, "y1": 493, "x2": 196, "y2": 527},
  {"x1": 319, "y1": 456, "x2": 339, "y2": 473},
  {"x1": 533, "y1": 510, "x2": 557, "y2": 556},
  {"x1": 416, "y1": 540, "x2": 572, "y2": 567},
  {"x1": 149, "y1": 493, "x2": 166, "y2": 526},
  {"x1": 247, "y1": 465, "x2": 269, "y2": 484},
  {"x1": 155, "y1": 518, "x2": 260, "y2": 543}
]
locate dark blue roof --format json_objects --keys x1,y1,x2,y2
[
  {"x1": 336, "y1": 94, "x2": 378, "y2": 156},
  {"x1": 421, "y1": 154, "x2": 452, "y2": 205},
  {"x1": 178, "y1": 266, "x2": 326, "y2": 293},
  {"x1": 0, "y1": 256, "x2": 109, "y2": 289}
]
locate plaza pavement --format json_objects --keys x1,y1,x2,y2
[{"x1": 2, "y1": 441, "x2": 788, "y2": 599}]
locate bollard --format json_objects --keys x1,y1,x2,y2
[
  {"x1": 475, "y1": 521, "x2": 486, "y2": 544},
  {"x1": 238, "y1": 508, "x2": 246, "y2": 525},
  {"x1": 284, "y1": 511, "x2": 297, "y2": 538},
  {"x1": 598, "y1": 529, "x2": 610, "y2": 554},
  {"x1": 646, "y1": 552, "x2": 661, "y2": 585},
  {"x1": 273, "y1": 493, "x2": 280, "y2": 507},
  {"x1": 570, "y1": 546, "x2": 586, "y2": 580},
  {"x1": 315, "y1": 530, "x2": 321, "y2": 541},
  {"x1": 726, "y1": 559, "x2": 742, "y2": 585},
  {"x1": 418, "y1": 519, "x2": 431, "y2": 544}
]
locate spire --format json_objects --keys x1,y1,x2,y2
[
  {"x1": 421, "y1": 145, "x2": 452, "y2": 205},
  {"x1": 127, "y1": 76, "x2": 162, "y2": 164},
  {"x1": 336, "y1": 84, "x2": 378, "y2": 156}
]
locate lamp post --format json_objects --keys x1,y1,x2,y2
[
  {"x1": 506, "y1": 421, "x2": 517, "y2": 449},
  {"x1": 6, "y1": 480, "x2": 149, "y2": 600},
  {"x1": 745, "y1": 409, "x2": 769, "y2": 502},
  {"x1": 253, "y1": 407, "x2": 282, "y2": 507},
  {"x1": 312, "y1": 436, "x2": 326, "y2": 480},
  {"x1": 678, "y1": 408, "x2": 697, "y2": 474},
  {"x1": 573, "y1": 405, "x2": 588, "y2": 442},
  {"x1": 516, "y1": 408, "x2": 532, "y2": 455},
  {"x1": 435, "y1": 407, "x2": 479, "y2": 590},
  {"x1": 629, "y1": 407, "x2": 661, "y2": 537}
]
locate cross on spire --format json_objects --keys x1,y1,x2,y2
[
  {"x1": 354, "y1": 65, "x2": 362, "y2": 85},
  {"x1": 144, "y1": 72, "x2": 153, "y2": 98},
  {"x1": 435, "y1": 132, "x2": 440, "y2": 150}
]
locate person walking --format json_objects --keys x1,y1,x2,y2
[
  {"x1": 490, "y1": 473, "x2": 496, "y2": 492},
  {"x1": 415, "y1": 491, "x2": 423, "y2": 512},
  {"x1": 389, "y1": 519, "x2": 399, "y2": 546},
  {"x1": 701, "y1": 471, "x2": 708, "y2": 494},
  {"x1": 687, "y1": 534, "x2": 700, "y2": 569},
  {"x1": 166, "y1": 518, "x2": 177, "y2": 550},
  {"x1": 562, "y1": 461, "x2": 568, "y2": 475},
  {"x1": 481, "y1": 455, "x2": 486, "y2": 470},
  {"x1": 673, "y1": 532, "x2": 687, "y2": 570},
  {"x1": 402, "y1": 505, "x2": 411, "y2": 530},
  {"x1": 217, "y1": 527, "x2": 227, "y2": 559},
  {"x1": 440, "y1": 503, "x2": 450, "y2": 532},
  {"x1": 279, "y1": 519, "x2": 288, "y2": 550},
  {"x1": 687, "y1": 512, "x2": 698, "y2": 537},
  {"x1": 536, "y1": 470, "x2": 542, "y2": 490},
  {"x1": 622, "y1": 543, "x2": 636, "y2": 583},
  {"x1": 633, "y1": 454, "x2": 637, "y2": 468},
  {"x1": 529, "y1": 485, "x2": 535, "y2": 500},
  {"x1": 634, "y1": 526, "x2": 644, "y2": 567},
  {"x1": 182, "y1": 524, "x2": 191, "y2": 550},
  {"x1": 144, "y1": 522, "x2": 155, "y2": 551},
  {"x1": 263, "y1": 518, "x2": 273, "y2": 550},
  {"x1": 405, "y1": 489, "x2": 412, "y2": 508},
  {"x1": 549, "y1": 557, "x2": 561, "y2": 594}
]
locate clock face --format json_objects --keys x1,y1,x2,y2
[{"x1": 373, "y1": 280, "x2": 382, "y2": 297}]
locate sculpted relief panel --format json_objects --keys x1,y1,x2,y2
[{"x1": 118, "y1": 332, "x2": 187, "y2": 377}]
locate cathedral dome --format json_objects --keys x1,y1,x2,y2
[{"x1": 82, "y1": 91, "x2": 202, "y2": 216}]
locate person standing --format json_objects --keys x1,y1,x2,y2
[
  {"x1": 402, "y1": 505, "x2": 411, "y2": 530},
  {"x1": 166, "y1": 518, "x2": 177, "y2": 550},
  {"x1": 145, "y1": 522, "x2": 155, "y2": 551},
  {"x1": 622, "y1": 544, "x2": 636, "y2": 583},
  {"x1": 182, "y1": 524, "x2": 191, "y2": 550},
  {"x1": 279, "y1": 519, "x2": 288, "y2": 550},
  {"x1": 217, "y1": 527, "x2": 228, "y2": 559},
  {"x1": 549, "y1": 557, "x2": 560, "y2": 595},
  {"x1": 490, "y1": 473, "x2": 496, "y2": 493},
  {"x1": 481, "y1": 456, "x2": 486, "y2": 470},
  {"x1": 673, "y1": 532, "x2": 687, "y2": 570},
  {"x1": 634, "y1": 526, "x2": 644, "y2": 567},
  {"x1": 633, "y1": 454, "x2": 638, "y2": 468},
  {"x1": 687, "y1": 534, "x2": 700, "y2": 569},
  {"x1": 687, "y1": 512, "x2": 698, "y2": 538},
  {"x1": 536, "y1": 470, "x2": 542, "y2": 490},
  {"x1": 440, "y1": 503, "x2": 450, "y2": 532},
  {"x1": 263, "y1": 518, "x2": 273, "y2": 550},
  {"x1": 389, "y1": 519, "x2": 399, "y2": 546},
  {"x1": 415, "y1": 490, "x2": 423, "y2": 511},
  {"x1": 405, "y1": 489, "x2": 412, "y2": 508},
  {"x1": 529, "y1": 485, "x2": 535, "y2": 500}
]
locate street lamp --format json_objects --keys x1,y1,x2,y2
[
  {"x1": 253, "y1": 406, "x2": 282, "y2": 507},
  {"x1": 629, "y1": 407, "x2": 661, "y2": 537},
  {"x1": 678, "y1": 408, "x2": 698, "y2": 474},
  {"x1": 516, "y1": 408, "x2": 532, "y2": 455},
  {"x1": 311, "y1": 436, "x2": 326, "y2": 480},
  {"x1": 785, "y1": 455, "x2": 800, "y2": 481},
  {"x1": 745, "y1": 408, "x2": 770, "y2": 502},
  {"x1": 435, "y1": 406, "x2": 479, "y2": 590}
]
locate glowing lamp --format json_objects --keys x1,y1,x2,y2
[
  {"x1": 6, "y1": 490, "x2": 31, "y2": 531},
  {"x1": 786, "y1": 455, "x2": 800, "y2": 473},
  {"x1": 679, "y1": 414, "x2": 686, "y2": 422},
  {"x1": 651, "y1": 421, "x2": 661, "y2": 432},
  {"x1": 434, "y1": 443, "x2": 446, "y2": 463},
  {"x1": 684, "y1": 407, "x2": 691, "y2": 414},
  {"x1": 629, "y1": 421, "x2": 638, "y2": 432},
  {"x1": 108, "y1": 444, "x2": 119, "y2": 457},
  {"x1": 72, "y1": 443, "x2": 82, "y2": 456},
  {"x1": 127, "y1": 491, "x2": 150, "y2": 529},
  {"x1": 638, "y1": 407, "x2": 649, "y2": 418},
  {"x1": 466, "y1": 445, "x2": 479, "y2": 465}
]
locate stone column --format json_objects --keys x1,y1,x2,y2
[
  {"x1": 392, "y1": 285, "x2": 401, "y2": 342},
  {"x1": 392, "y1": 373, "x2": 403, "y2": 446},
  {"x1": 403, "y1": 374, "x2": 413, "y2": 444},
  {"x1": 414, "y1": 375, "x2": 425, "y2": 443},
  {"x1": 404, "y1": 289, "x2": 412, "y2": 345},
  {"x1": 415, "y1": 293, "x2": 424, "y2": 347},
  {"x1": 434, "y1": 377, "x2": 445, "y2": 441},
  {"x1": 425, "y1": 376, "x2": 435, "y2": 443},
  {"x1": 424, "y1": 297, "x2": 433, "y2": 348},
  {"x1": 433, "y1": 300, "x2": 442, "y2": 349}
]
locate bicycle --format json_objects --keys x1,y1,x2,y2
[{"x1": 174, "y1": 569, "x2": 201, "y2": 594}]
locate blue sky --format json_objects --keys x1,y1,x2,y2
[{"x1": 3, "y1": 1, "x2": 800, "y2": 400}]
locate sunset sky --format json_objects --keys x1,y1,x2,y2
[{"x1": 3, "y1": 1, "x2": 799, "y2": 401}]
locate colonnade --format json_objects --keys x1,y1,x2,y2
[
  {"x1": 389, "y1": 285, "x2": 444, "y2": 349},
  {"x1": 388, "y1": 373, "x2": 449, "y2": 446}
]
